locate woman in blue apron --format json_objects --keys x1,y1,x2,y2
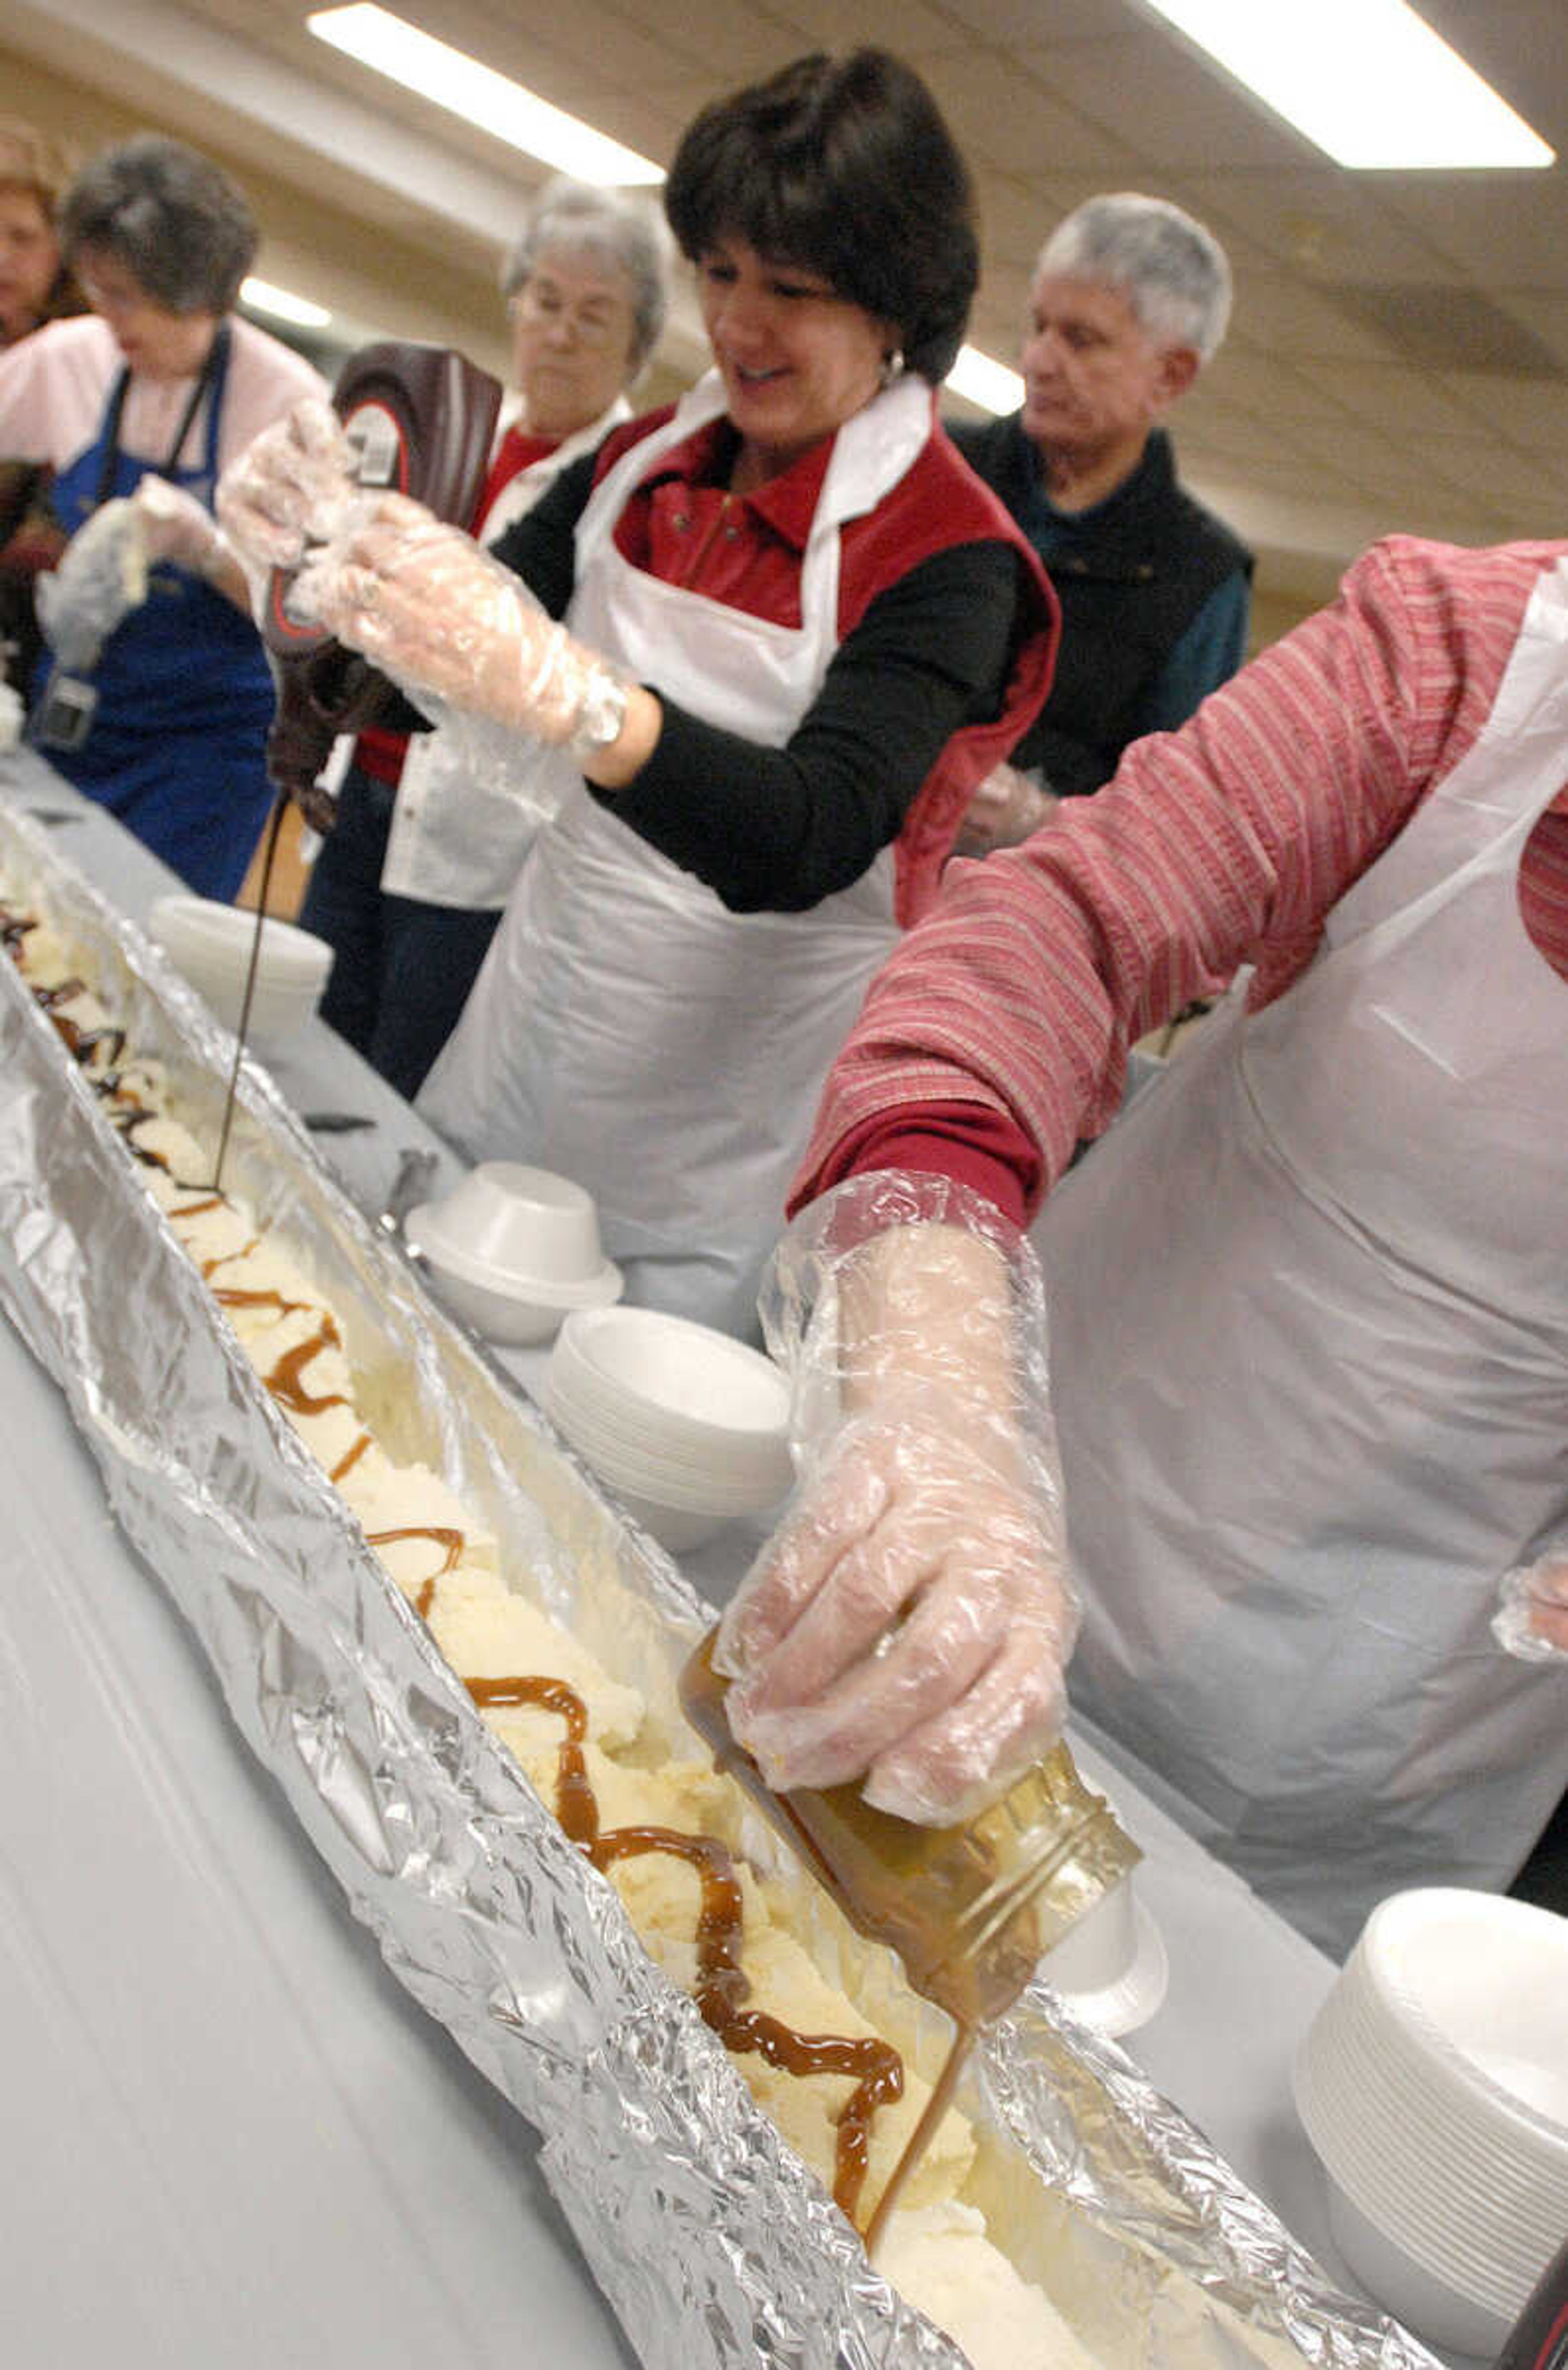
[{"x1": 14, "y1": 136, "x2": 323, "y2": 899}]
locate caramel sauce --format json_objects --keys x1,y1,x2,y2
[
  {"x1": 330, "y1": 1430, "x2": 372, "y2": 1487},
  {"x1": 461, "y1": 1664, "x2": 906, "y2": 2226},
  {"x1": 200, "y1": 1238, "x2": 258, "y2": 1277},
  {"x1": 862, "y1": 2025, "x2": 972, "y2": 2256},
  {"x1": 467, "y1": 1674, "x2": 598, "y2": 1845},
  {"x1": 263, "y1": 1316, "x2": 351, "y2": 1419},
  {"x1": 7, "y1": 900, "x2": 928, "y2": 2243},
  {"x1": 213, "y1": 1285, "x2": 310, "y2": 1319},
  {"x1": 368, "y1": 1526, "x2": 466, "y2": 1606}
]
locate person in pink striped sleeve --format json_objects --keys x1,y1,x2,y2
[{"x1": 715, "y1": 531, "x2": 1568, "y2": 1959}]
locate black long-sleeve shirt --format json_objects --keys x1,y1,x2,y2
[{"x1": 490, "y1": 447, "x2": 1029, "y2": 913}]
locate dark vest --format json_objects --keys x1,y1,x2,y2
[{"x1": 948, "y1": 415, "x2": 1252, "y2": 795}]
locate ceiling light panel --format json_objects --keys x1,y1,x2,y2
[
  {"x1": 307, "y1": 6, "x2": 664, "y2": 185},
  {"x1": 1138, "y1": 0, "x2": 1554, "y2": 169}
]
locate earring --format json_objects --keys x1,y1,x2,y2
[{"x1": 880, "y1": 347, "x2": 904, "y2": 390}]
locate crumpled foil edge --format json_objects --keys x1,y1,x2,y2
[{"x1": 0, "y1": 804, "x2": 1441, "y2": 2370}]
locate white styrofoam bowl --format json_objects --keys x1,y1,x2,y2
[
  {"x1": 1294, "y1": 1888, "x2": 1568, "y2": 2348},
  {"x1": 150, "y1": 893, "x2": 333, "y2": 1050},
  {"x1": 543, "y1": 1308, "x2": 795, "y2": 1544},
  {"x1": 607, "y1": 1487, "x2": 731, "y2": 1554},
  {"x1": 413, "y1": 1163, "x2": 612, "y2": 1291},
  {"x1": 406, "y1": 1211, "x2": 621, "y2": 1350},
  {"x1": 1322, "y1": 2173, "x2": 1512, "y2": 2358},
  {"x1": 403, "y1": 1250, "x2": 589, "y2": 1347},
  {"x1": 548, "y1": 1307, "x2": 793, "y2": 1491}
]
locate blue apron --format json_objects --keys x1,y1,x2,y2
[{"x1": 36, "y1": 325, "x2": 276, "y2": 900}]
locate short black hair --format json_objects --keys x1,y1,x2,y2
[
  {"x1": 62, "y1": 135, "x2": 257, "y2": 315},
  {"x1": 664, "y1": 49, "x2": 977, "y2": 385}
]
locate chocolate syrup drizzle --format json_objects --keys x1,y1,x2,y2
[{"x1": 5, "y1": 900, "x2": 912, "y2": 2231}]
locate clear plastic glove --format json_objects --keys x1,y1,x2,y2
[
  {"x1": 952, "y1": 761, "x2": 1058, "y2": 858},
  {"x1": 34, "y1": 496, "x2": 148, "y2": 672},
  {"x1": 291, "y1": 490, "x2": 625, "y2": 749},
  {"x1": 133, "y1": 474, "x2": 223, "y2": 574},
  {"x1": 1492, "y1": 1544, "x2": 1568, "y2": 1662},
  {"x1": 215, "y1": 395, "x2": 360, "y2": 608},
  {"x1": 716, "y1": 1174, "x2": 1080, "y2": 1825}
]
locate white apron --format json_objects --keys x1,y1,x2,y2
[
  {"x1": 419, "y1": 370, "x2": 934, "y2": 1336},
  {"x1": 381, "y1": 396, "x2": 632, "y2": 909},
  {"x1": 1039, "y1": 559, "x2": 1568, "y2": 1958}
]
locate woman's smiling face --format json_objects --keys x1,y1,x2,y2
[{"x1": 697, "y1": 236, "x2": 893, "y2": 488}]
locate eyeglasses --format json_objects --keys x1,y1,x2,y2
[{"x1": 510, "y1": 280, "x2": 628, "y2": 349}]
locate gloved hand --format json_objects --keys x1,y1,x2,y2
[
  {"x1": 1493, "y1": 1547, "x2": 1568, "y2": 1662},
  {"x1": 34, "y1": 496, "x2": 148, "y2": 673},
  {"x1": 290, "y1": 490, "x2": 626, "y2": 750},
  {"x1": 215, "y1": 395, "x2": 360, "y2": 609},
  {"x1": 133, "y1": 474, "x2": 226, "y2": 574},
  {"x1": 952, "y1": 761, "x2": 1058, "y2": 858},
  {"x1": 716, "y1": 1176, "x2": 1080, "y2": 1824}
]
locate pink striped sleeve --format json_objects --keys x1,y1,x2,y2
[{"x1": 792, "y1": 536, "x2": 1567, "y2": 1219}]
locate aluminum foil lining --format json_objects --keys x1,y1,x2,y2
[{"x1": 0, "y1": 802, "x2": 1442, "y2": 2370}]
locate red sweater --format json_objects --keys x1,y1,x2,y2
[{"x1": 796, "y1": 537, "x2": 1568, "y2": 1224}]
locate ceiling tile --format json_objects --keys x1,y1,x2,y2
[
  {"x1": 1189, "y1": 346, "x2": 1354, "y2": 423},
  {"x1": 1418, "y1": 434, "x2": 1568, "y2": 510},
  {"x1": 1272, "y1": 417, "x2": 1461, "y2": 503},
  {"x1": 599, "y1": 0, "x2": 806, "y2": 78},
  {"x1": 1493, "y1": 291, "x2": 1568, "y2": 369},
  {"x1": 1149, "y1": 167, "x2": 1457, "y2": 284},
  {"x1": 1371, "y1": 177, "x2": 1568, "y2": 287},
  {"x1": 1283, "y1": 359, "x2": 1498, "y2": 440},
  {"x1": 938, "y1": 0, "x2": 1131, "y2": 37},
  {"x1": 1024, "y1": 30, "x2": 1319, "y2": 172},
  {"x1": 1225, "y1": 273, "x2": 1406, "y2": 365},
  {"x1": 1433, "y1": 372, "x2": 1568, "y2": 451},
  {"x1": 765, "y1": 0, "x2": 973, "y2": 56},
  {"x1": 971, "y1": 170, "x2": 1093, "y2": 270},
  {"x1": 1167, "y1": 403, "x2": 1309, "y2": 470},
  {"x1": 922, "y1": 51, "x2": 1137, "y2": 175}
]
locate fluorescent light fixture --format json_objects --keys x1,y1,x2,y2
[
  {"x1": 241, "y1": 276, "x2": 332, "y2": 329},
  {"x1": 308, "y1": 4, "x2": 664, "y2": 185},
  {"x1": 1140, "y1": 0, "x2": 1554, "y2": 168},
  {"x1": 945, "y1": 345, "x2": 1024, "y2": 415}
]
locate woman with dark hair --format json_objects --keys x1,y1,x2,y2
[
  {"x1": 0, "y1": 134, "x2": 322, "y2": 895},
  {"x1": 223, "y1": 51, "x2": 1056, "y2": 1334}
]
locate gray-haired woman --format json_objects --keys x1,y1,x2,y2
[
  {"x1": 297, "y1": 175, "x2": 674, "y2": 1100},
  {"x1": 0, "y1": 133, "x2": 324, "y2": 895}
]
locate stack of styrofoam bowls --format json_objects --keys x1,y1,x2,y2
[
  {"x1": 405, "y1": 1163, "x2": 622, "y2": 1346},
  {"x1": 150, "y1": 893, "x2": 333, "y2": 1050},
  {"x1": 544, "y1": 1306, "x2": 794, "y2": 1552},
  {"x1": 1294, "y1": 1888, "x2": 1568, "y2": 2354}
]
